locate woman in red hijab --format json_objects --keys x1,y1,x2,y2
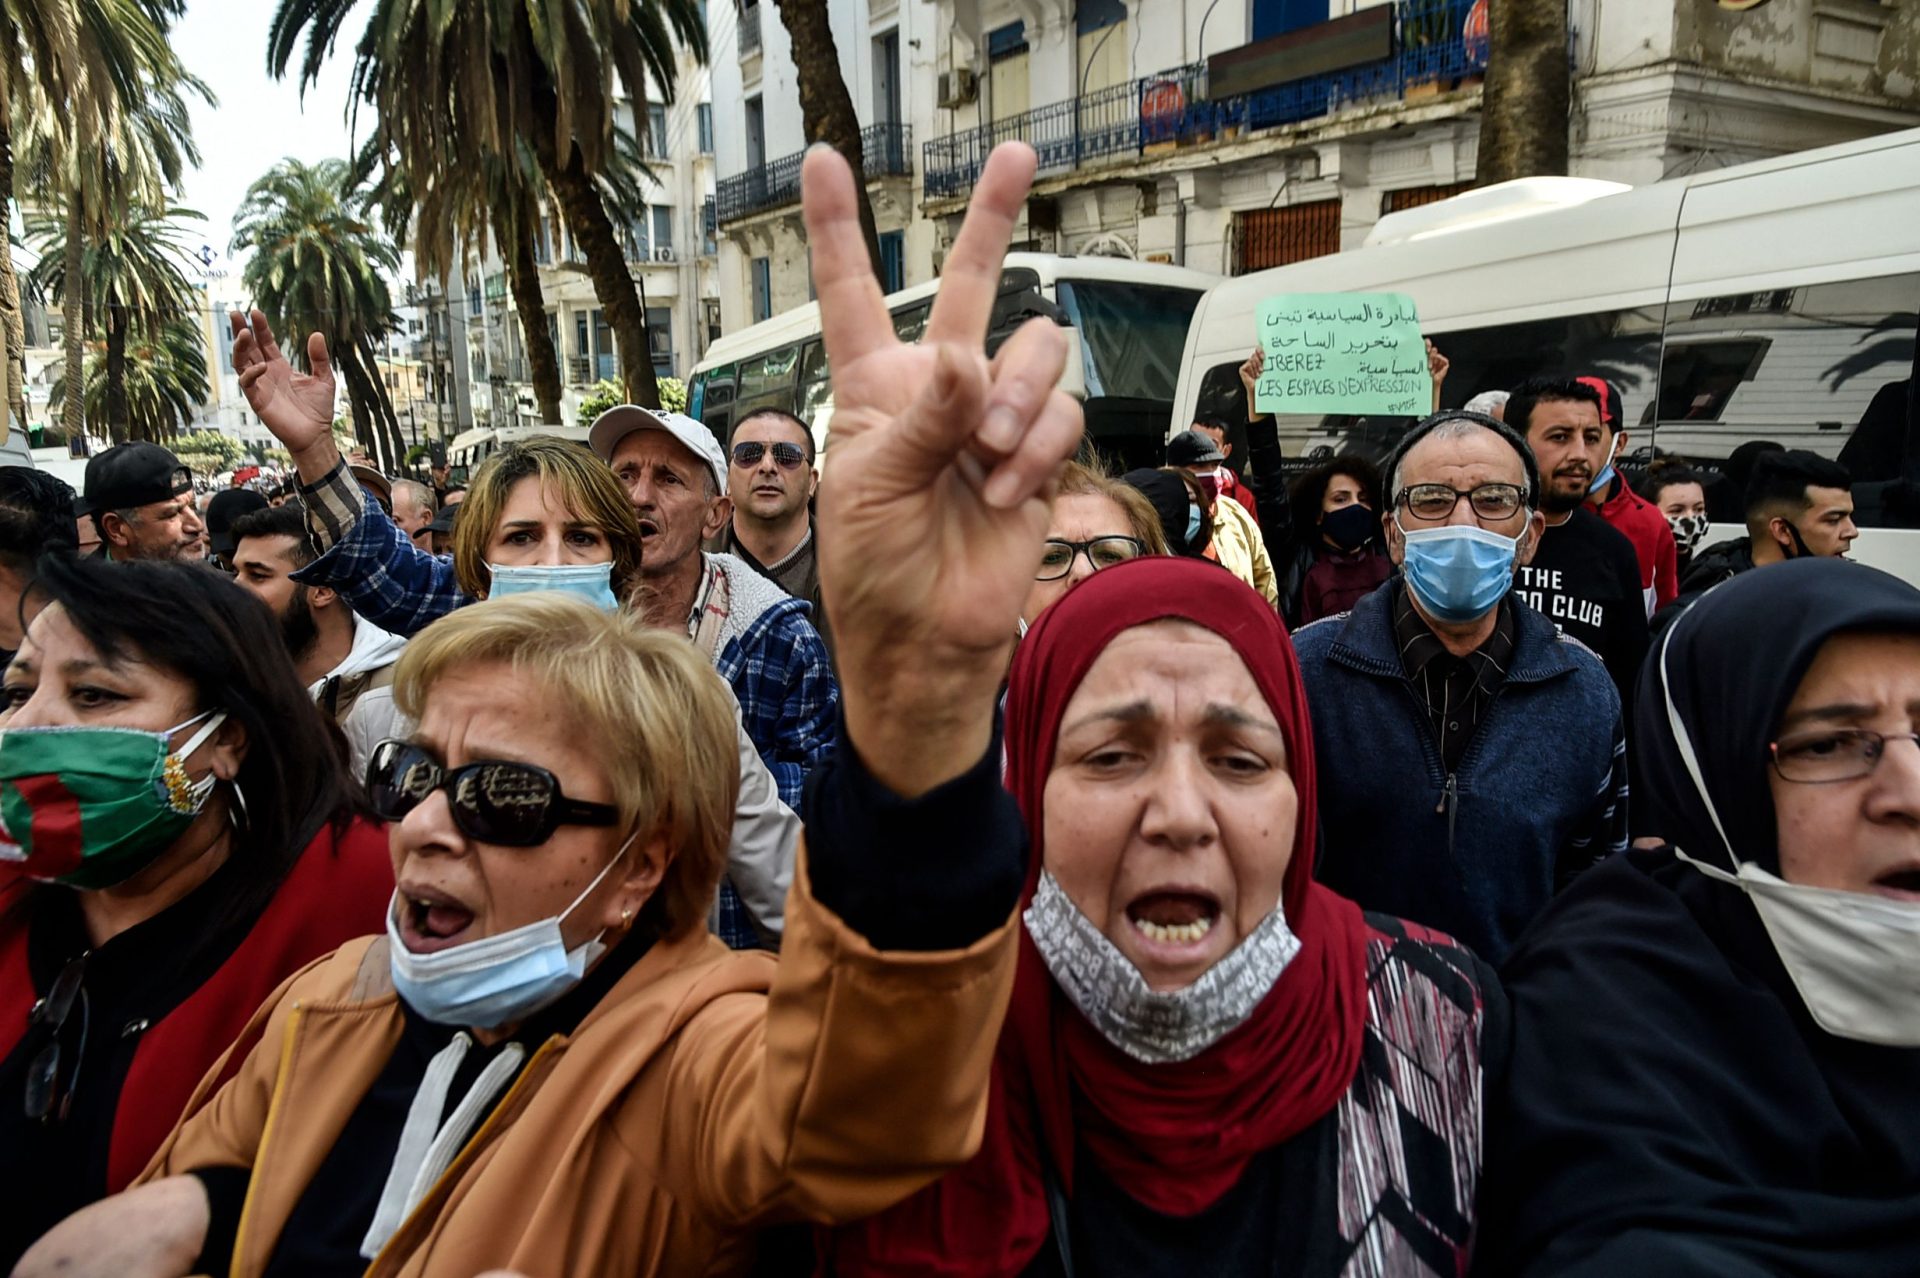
[{"x1": 824, "y1": 556, "x2": 1505, "y2": 1276}]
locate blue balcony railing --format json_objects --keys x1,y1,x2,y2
[
  {"x1": 924, "y1": 0, "x2": 1477, "y2": 199},
  {"x1": 716, "y1": 123, "x2": 913, "y2": 224}
]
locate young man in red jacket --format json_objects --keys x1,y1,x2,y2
[{"x1": 1572, "y1": 375, "x2": 1676, "y2": 616}]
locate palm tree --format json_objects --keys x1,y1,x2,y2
[
  {"x1": 26, "y1": 201, "x2": 200, "y2": 440},
  {"x1": 1477, "y1": 0, "x2": 1569, "y2": 185},
  {"x1": 771, "y1": 0, "x2": 882, "y2": 274},
  {"x1": 49, "y1": 311, "x2": 205, "y2": 443},
  {"x1": 233, "y1": 157, "x2": 407, "y2": 470},
  {"x1": 14, "y1": 28, "x2": 209, "y2": 442},
  {"x1": 269, "y1": 0, "x2": 706, "y2": 410}
]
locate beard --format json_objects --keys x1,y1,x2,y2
[
  {"x1": 1541, "y1": 475, "x2": 1588, "y2": 514},
  {"x1": 279, "y1": 585, "x2": 320, "y2": 664}
]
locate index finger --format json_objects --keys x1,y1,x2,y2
[
  {"x1": 801, "y1": 146, "x2": 892, "y2": 370},
  {"x1": 923, "y1": 143, "x2": 1037, "y2": 348}
]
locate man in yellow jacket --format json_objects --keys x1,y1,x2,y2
[{"x1": 1169, "y1": 429, "x2": 1279, "y2": 607}]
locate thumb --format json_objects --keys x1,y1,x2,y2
[
  {"x1": 883, "y1": 345, "x2": 988, "y2": 485},
  {"x1": 308, "y1": 332, "x2": 333, "y2": 383}
]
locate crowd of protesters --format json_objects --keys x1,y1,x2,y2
[{"x1": 0, "y1": 141, "x2": 1914, "y2": 1277}]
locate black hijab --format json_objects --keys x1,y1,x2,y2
[{"x1": 1477, "y1": 559, "x2": 1920, "y2": 1278}]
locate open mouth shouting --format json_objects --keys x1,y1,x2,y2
[
  {"x1": 1125, "y1": 888, "x2": 1223, "y2": 967},
  {"x1": 398, "y1": 882, "x2": 479, "y2": 953},
  {"x1": 636, "y1": 517, "x2": 660, "y2": 541},
  {"x1": 1871, "y1": 864, "x2": 1920, "y2": 902}
]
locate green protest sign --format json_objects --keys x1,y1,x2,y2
[{"x1": 1253, "y1": 293, "x2": 1431, "y2": 416}]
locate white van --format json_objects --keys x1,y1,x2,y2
[
  {"x1": 1173, "y1": 128, "x2": 1920, "y2": 580},
  {"x1": 691, "y1": 253, "x2": 1222, "y2": 473}
]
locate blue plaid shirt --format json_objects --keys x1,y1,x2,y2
[{"x1": 293, "y1": 461, "x2": 836, "y2": 950}]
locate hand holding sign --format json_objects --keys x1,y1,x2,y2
[{"x1": 1253, "y1": 292, "x2": 1432, "y2": 417}]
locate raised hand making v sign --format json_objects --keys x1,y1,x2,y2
[{"x1": 805, "y1": 142, "x2": 1083, "y2": 797}]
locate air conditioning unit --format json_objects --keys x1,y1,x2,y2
[
  {"x1": 938, "y1": 68, "x2": 978, "y2": 109},
  {"x1": 653, "y1": 246, "x2": 676, "y2": 263}
]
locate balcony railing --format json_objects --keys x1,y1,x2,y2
[
  {"x1": 924, "y1": 0, "x2": 1477, "y2": 199},
  {"x1": 716, "y1": 123, "x2": 913, "y2": 224},
  {"x1": 703, "y1": 196, "x2": 717, "y2": 236},
  {"x1": 739, "y1": 4, "x2": 761, "y2": 57}
]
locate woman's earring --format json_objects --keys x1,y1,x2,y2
[{"x1": 621, "y1": 906, "x2": 634, "y2": 928}]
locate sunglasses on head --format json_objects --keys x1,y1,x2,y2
[
  {"x1": 731, "y1": 441, "x2": 808, "y2": 470},
  {"x1": 366, "y1": 739, "x2": 619, "y2": 847}
]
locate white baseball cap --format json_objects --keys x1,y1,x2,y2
[{"x1": 587, "y1": 405, "x2": 729, "y2": 497}]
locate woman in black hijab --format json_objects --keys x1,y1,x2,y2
[{"x1": 1477, "y1": 557, "x2": 1920, "y2": 1277}]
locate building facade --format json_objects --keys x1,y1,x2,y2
[{"x1": 709, "y1": 0, "x2": 1920, "y2": 326}]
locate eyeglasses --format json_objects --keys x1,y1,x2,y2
[
  {"x1": 1770, "y1": 728, "x2": 1920, "y2": 784},
  {"x1": 1036, "y1": 536, "x2": 1147, "y2": 581},
  {"x1": 1396, "y1": 483, "x2": 1527, "y2": 522},
  {"x1": 366, "y1": 740, "x2": 620, "y2": 846},
  {"x1": 25, "y1": 955, "x2": 88, "y2": 1123},
  {"x1": 731, "y1": 441, "x2": 808, "y2": 470}
]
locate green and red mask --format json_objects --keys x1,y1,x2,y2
[{"x1": 0, "y1": 712, "x2": 227, "y2": 890}]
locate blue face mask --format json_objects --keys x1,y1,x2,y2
[
  {"x1": 387, "y1": 831, "x2": 635, "y2": 1029},
  {"x1": 1396, "y1": 518, "x2": 1522, "y2": 623},
  {"x1": 486, "y1": 561, "x2": 620, "y2": 611},
  {"x1": 1588, "y1": 435, "x2": 1620, "y2": 495},
  {"x1": 1185, "y1": 503, "x2": 1203, "y2": 549}
]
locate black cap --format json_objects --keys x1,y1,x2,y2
[
  {"x1": 204, "y1": 488, "x2": 270, "y2": 558},
  {"x1": 425, "y1": 501, "x2": 461, "y2": 535},
  {"x1": 1166, "y1": 429, "x2": 1227, "y2": 468},
  {"x1": 84, "y1": 443, "x2": 192, "y2": 512}
]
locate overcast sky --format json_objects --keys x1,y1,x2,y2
[{"x1": 171, "y1": 1, "x2": 372, "y2": 289}]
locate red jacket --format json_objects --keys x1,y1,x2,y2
[
  {"x1": 1221, "y1": 468, "x2": 1260, "y2": 524},
  {"x1": 0, "y1": 815, "x2": 392, "y2": 1191},
  {"x1": 1591, "y1": 479, "x2": 1678, "y2": 615}
]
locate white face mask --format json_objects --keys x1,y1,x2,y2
[{"x1": 1658, "y1": 631, "x2": 1920, "y2": 1046}]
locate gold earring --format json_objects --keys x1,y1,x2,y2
[{"x1": 621, "y1": 906, "x2": 634, "y2": 928}]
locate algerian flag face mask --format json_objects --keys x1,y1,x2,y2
[{"x1": 0, "y1": 711, "x2": 228, "y2": 890}]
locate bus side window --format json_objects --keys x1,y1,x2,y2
[
  {"x1": 736, "y1": 345, "x2": 800, "y2": 418},
  {"x1": 892, "y1": 302, "x2": 932, "y2": 344},
  {"x1": 700, "y1": 365, "x2": 738, "y2": 446},
  {"x1": 797, "y1": 340, "x2": 832, "y2": 428},
  {"x1": 1648, "y1": 274, "x2": 1919, "y2": 527}
]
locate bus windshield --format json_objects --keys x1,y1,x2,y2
[{"x1": 1056, "y1": 280, "x2": 1204, "y2": 403}]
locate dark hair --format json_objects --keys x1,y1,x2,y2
[
  {"x1": 1288, "y1": 455, "x2": 1382, "y2": 543},
  {"x1": 0, "y1": 468, "x2": 79, "y2": 563},
  {"x1": 1745, "y1": 450, "x2": 1852, "y2": 522},
  {"x1": 229, "y1": 501, "x2": 314, "y2": 570},
  {"x1": 24, "y1": 554, "x2": 354, "y2": 931},
  {"x1": 734, "y1": 407, "x2": 817, "y2": 464},
  {"x1": 1505, "y1": 376, "x2": 1605, "y2": 435},
  {"x1": 1191, "y1": 416, "x2": 1231, "y2": 437},
  {"x1": 1636, "y1": 462, "x2": 1704, "y2": 505},
  {"x1": 1381, "y1": 410, "x2": 1542, "y2": 509}
]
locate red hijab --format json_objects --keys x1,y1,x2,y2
[{"x1": 828, "y1": 558, "x2": 1370, "y2": 1275}]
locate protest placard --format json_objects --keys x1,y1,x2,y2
[{"x1": 1253, "y1": 292, "x2": 1431, "y2": 416}]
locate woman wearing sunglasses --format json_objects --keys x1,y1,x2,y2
[
  {"x1": 19, "y1": 142, "x2": 1080, "y2": 1278},
  {"x1": 0, "y1": 555, "x2": 391, "y2": 1271},
  {"x1": 1478, "y1": 558, "x2": 1920, "y2": 1276}
]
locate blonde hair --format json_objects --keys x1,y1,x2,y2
[
  {"x1": 1058, "y1": 459, "x2": 1170, "y2": 554},
  {"x1": 394, "y1": 594, "x2": 740, "y2": 939},
  {"x1": 453, "y1": 437, "x2": 646, "y2": 602}
]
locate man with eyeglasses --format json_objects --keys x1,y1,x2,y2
[
  {"x1": 1509, "y1": 376, "x2": 1653, "y2": 710},
  {"x1": 715, "y1": 408, "x2": 828, "y2": 652},
  {"x1": 1292, "y1": 412, "x2": 1628, "y2": 964}
]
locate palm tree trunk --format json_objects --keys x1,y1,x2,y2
[
  {"x1": 61, "y1": 192, "x2": 90, "y2": 442},
  {"x1": 532, "y1": 135, "x2": 660, "y2": 410},
  {"x1": 773, "y1": 0, "x2": 884, "y2": 275},
  {"x1": 356, "y1": 334, "x2": 408, "y2": 470},
  {"x1": 104, "y1": 291, "x2": 131, "y2": 440},
  {"x1": 0, "y1": 89, "x2": 28, "y2": 436},
  {"x1": 1476, "y1": 0, "x2": 1569, "y2": 186},
  {"x1": 335, "y1": 344, "x2": 384, "y2": 465},
  {"x1": 505, "y1": 212, "x2": 564, "y2": 425}
]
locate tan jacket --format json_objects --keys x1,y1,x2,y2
[
  {"x1": 1210, "y1": 494, "x2": 1279, "y2": 607},
  {"x1": 139, "y1": 847, "x2": 1018, "y2": 1277}
]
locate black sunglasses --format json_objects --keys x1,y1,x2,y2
[
  {"x1": 366, "y1": 740, "x2": 620, "y2": 847},
  {"x1": 731, "y1": 441, "x2": 808, "y2": 470},
  {"x1": 25, "y1": 954, "x2": 88, "y2": 1123}
]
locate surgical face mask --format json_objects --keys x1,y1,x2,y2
[
  {"x1": 1588, "y1": 434, "x2": 1621, "y2": 495},
  {"x1": 1184, "y1": 503, "x2": 1203, "y2": 549},
  {"x1": 1023, "y1": 870, "x2": 1300, "y2": 1064},
  {"x1": 0, "y1": 711, "x2": 228, "y2": 889},
  {"x1": 388, "y1": 829, "x2": 637, "y2": 1029},
  {"x1": 1395, "y1": 516, "x2": 1520, "y2": 624},
  {"x1": 486, "y1": 561, "x2": 620, "y2": 611},
  {"x1": 1658, "y1": 631, "x2": 1920, "y2": 1046},
  {"x1": 1668, "y1": 512, "x2": 1710, "y2": 554}
]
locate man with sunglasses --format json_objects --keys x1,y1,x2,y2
[
  {"x1": 715, "y1": 409, "x2": 828, "y2": 652},
  {"x1": 1293, "y1": 412, "x2": 1628, "y2": 964}
]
